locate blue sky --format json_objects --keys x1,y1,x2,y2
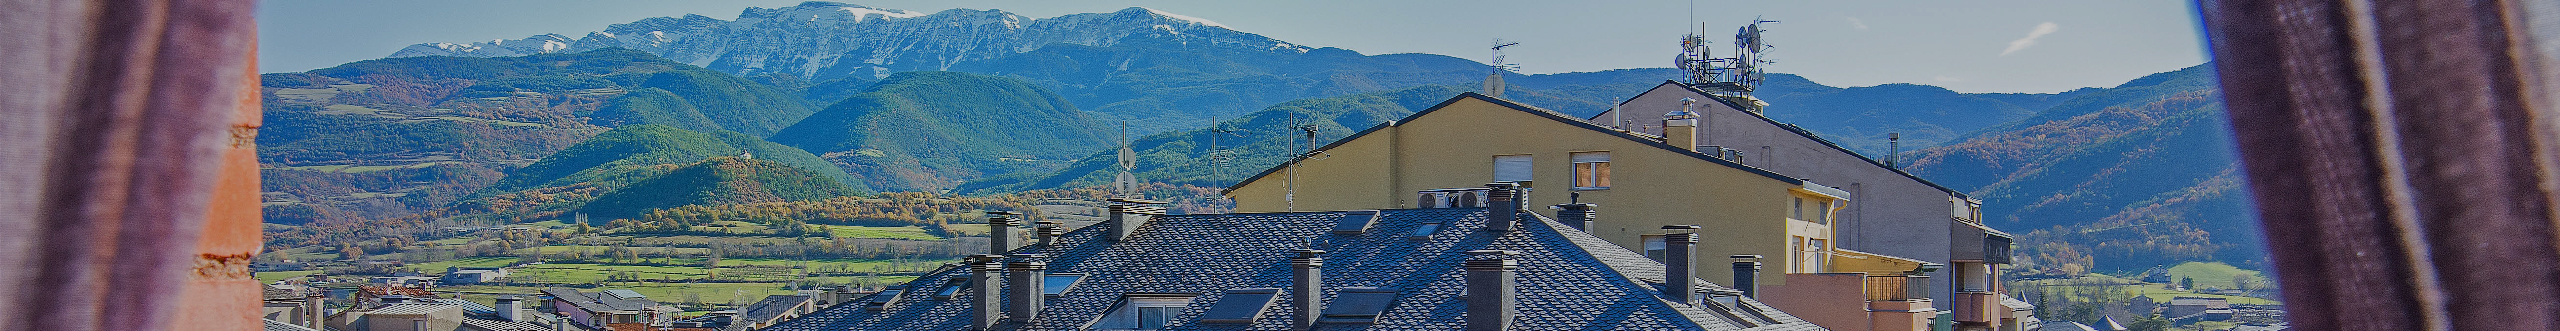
[{"x1": 257, "y1": 1, "x2": 2208, "y2": 94}]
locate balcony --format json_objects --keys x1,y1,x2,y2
[
  {"x1": 1951, "y1": 291, "x2": 2000, "y2": 323},
  {"x1": 1862, "y1": 275, "x2": 1931, "y2": 301}
]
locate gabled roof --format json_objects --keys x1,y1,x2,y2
[
  {"x1": 764, "y1": 207, "x2": 1820, "y2": 330},
  {"x1": 1224, "y1": 92, "x2": 1801, "y2": 194},
  {"x1": 1609, "y1": 81, "x2": 1969, "y2": 197}
]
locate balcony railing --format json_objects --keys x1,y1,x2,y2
[
  {"x1": 1862, "y1": 275, "x2": 1931, "y2": 301},
  {"x1": 1952, "y1": 291, "x2": 2000, "y2": 323}
]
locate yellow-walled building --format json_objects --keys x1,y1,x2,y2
[{"x1": 1225, "y1": 92, "x2": 1902, "y2": 289}]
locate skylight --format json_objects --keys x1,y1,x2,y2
[
  {"x1": 1331, "y1": 210, "x2": 1381, "y2": 234},
  {"x1": 1043, "y1": 274, "x2": 1085, "y2": 297},
  {"x1": 934, "y1": 278, "x2": 967, "y2": 300},
  {"x1": 1318, "y1": 287, "x2": 1400, "y2": 324},
  {"x1": 1196, "y1": 288, "x2": 1279, "y2": 324},
  {"x1": 1407, "y1": 223, "x2": 1443, "y2": 241}
]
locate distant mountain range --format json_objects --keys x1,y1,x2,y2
[{"x1": 267, "y1": 2, "x2": 2256, "y2": 271}]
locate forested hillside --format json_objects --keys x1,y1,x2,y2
[
  {"x1": 768, "y1": 71, "x2": 1117, "y2": 192},
  {"x1": 1904, "y1": 64, "x2": 2258, "y2": 271},
  {"x1": 258, "y1": 49, "x2": 813, "y2": 224}
]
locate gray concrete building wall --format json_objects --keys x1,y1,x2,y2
[{"x1": 1596, "y1": 82, "x2": 1970, "y2": 303}]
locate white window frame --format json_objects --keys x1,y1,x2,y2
[{"x1": 1570, "y1": 151, "x2": 1611, "y2": 190}]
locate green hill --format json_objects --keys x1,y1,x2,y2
[
  {"x1": 959, "y1": 85, "x2": 1468, "y2": 194},
  {"x1": 256, "y1": 49, "x2": 814, "y2": 224},
  {"x1": 1903, "y1": 64, "x2": 2257, "y2": 270},
  {"x1": 768, "y1": 71, "x2": 1116, "y2": 192},
  {"x1": 480, "y1": 124, "x2": 859, "y2": 193},
  {"x1": 572, "y1": 157, "x2": 865, "y2": 220}
]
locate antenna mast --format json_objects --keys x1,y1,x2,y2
[
  {"x1": 1485, "y1": 39, "x2": 1521, "y2": 98},
  {"x1": 1115, "y1": 121, "x2": 1136, "y2": 198}
]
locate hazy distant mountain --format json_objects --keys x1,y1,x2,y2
[
  {"x1": 768, "y1": 71, "x2": 1116, "y2": 192},
  {"x1": 1903, "y1": 64, "x2": 2258, "y2": 270},
  {"x1": 958, "y1": 85, "x2": 1471, "y2": 194},
  {"x1": 257, "y1": 49, "x2": 813, "y2": 224},
  {"x1": 384, "y1": 2, "x2": 1674, "y2": 134}
]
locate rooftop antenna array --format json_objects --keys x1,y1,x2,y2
[
  {"x1": 1485, "y1": 39, "x2": 1521, "y2": 98},
  {"x1": 1676, "y1": 17, "x2": 1778, "y2": 110},
  {"x1": 1114, "y1": 121, "x2": 1137, "y2": 198}
]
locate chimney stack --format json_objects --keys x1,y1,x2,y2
[
  {"x1": 495, "y1": 295, "x2": 524, "y2": 322},
  {"x1": 1666, "y1": 98, "x2": 1701, "y2": 151},
  {"x1": 988, "y1": 212, "x2": 1021, "y2": 255},
  {"x1": 1663, "y1": 225, "x2": 1701, "y2": 304},
  {"x1": 1006, "y1": 254, "x2": 1047, "y2": 324},
  {"x1": 1034, "y1": 221, "x2": 1064, "y2": 246},
  {"x1": 303, "y1": 292, "x2": 326, "y2": 329},
  {"x1": 1465, "y1": 250, "x2": 1519, "y2": 331},
  {"x1": 1553, "y1": 203, "x2": 1596, "y2": 231},
  {"x1": 969, "y1": 254, "x2": 1004, "y2": 330},
  {"x1": 1291, "y1": 249, "x2": 1326, "y2": 330},
  {"x1": 1107, "y1": 198, "x2": 1167, "y2": 242},
  {"x1": 1486, "y1": 183, "x2": 1521, "y2": 232},
  {"x1": 1731, "y1": 255, "x2": 1765, "y2": 298}
]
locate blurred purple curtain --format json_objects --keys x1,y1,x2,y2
[
  {"x1": 2202, "y1": 0, "x2": 2560, "y2": 330},
  {"x1": 0, "y1": 0, "x2": 258, "y2": 330}
]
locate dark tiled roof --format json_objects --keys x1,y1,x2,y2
[
  {"x1": 732, "y1": 294, "x2": 814, "y2": 329},
  {"x1": 262, "y1": 319, "x2": 318, "y2": 331},
  {"x1": 459, "y1": 318, "x2": 551, "y2": 331},
  {"x1": 765, "y1": 208, "x2": 1820, "y2": 331}
]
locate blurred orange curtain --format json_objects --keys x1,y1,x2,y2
[{"x1": 0, "y1": 0, "x2": 262, "y2": 330}]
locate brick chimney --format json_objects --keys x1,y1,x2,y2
[
  {"x1": 1553, "y1": 203, "x2": 1596, "y2": 231},
  {"x1": 1731, "y1": 254, "x2": 1765, "y2": 298},
  {"x1": 969, "y1": 254, "x2": 1004, "y2": 330},
  {"x1": 1485, "y1": 182, "x2": 1521, "y2": 232},
  {"x1": 1006, "y1": 254, "x2": 1046, "y2": 324},
  {"x1": 1033, "y1": 220, "x2": 1064, "y2": 246},
  {"x1": 987, "y1": 211, "x2": 1021, "y2": 255},
  {"x1": 1465, "y1": 250, "x2": 1519, "y2": 331},
  {"x1": 494, "y1": 295, "x2": 524, "y2": 322},
  {"x1": 1290, "y1": 249, "x2": 1326, "y2": 330},
  {"x1": 1665, "y1": 98, "x2": 1701, "y2": 151},
  {"x1": 1107, "y1": 198, "x2": 1167, "y2": 242},
  {"x1": 1664, "y1": 225, "x2": 1701, "y2": 304}
]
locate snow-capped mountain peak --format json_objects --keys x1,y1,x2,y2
[{"x1": 385, "y1": 2, "x2": 1302, "y2": 81}]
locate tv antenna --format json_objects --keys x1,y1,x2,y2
[
  {"x1": 1485, "y1": 39, "x2": 1521, "y2": 98},
  {"x1": 1281, "y1": 111, "x2": 1328, "y2": 211},
  {"x1": 1206, "y1": 123, "x2": 1243, "y2": 179}
]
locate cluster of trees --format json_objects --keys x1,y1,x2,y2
[{"x1": 607, "y1": 193, "x2": 1040, "y2": 236}]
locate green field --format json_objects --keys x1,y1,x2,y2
[
  {"x1": 255, "y1": 270, "x2": 323, "y2": 283},
  {"x1": 2165, "y1": 262, "x2": 2264, "y2": 290}
]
